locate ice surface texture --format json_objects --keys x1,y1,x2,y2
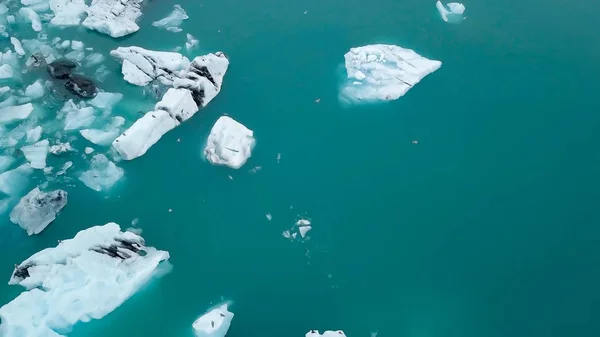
[
  {"x1": 340, "y1": 44, "x2": 441, "y2": 102},
  {"x1": 82, "y1": 0, "x2": 145, "y2": 38},
  {"x1": 0, "y1": 223, "x2": 170, "y2": 337},
  {"x1": 436, "y1": 1, "x2": 466, "y2": 23},
  {"x1": 9, "y1": 187, "x2": 67, "y2": 235},
  {"x1": 204, "y1": 116, "x2": 255, "y2": 169},
  {"x1": 110, "y1": 46, "x2": 191, "y2": 86},
  {"x1": 306, "y1": 331, "x2": 348, "y2": 337},
  {"x1": 79, "y1": 154, "x2": 124, "y2": 191},
  {"x1": 193, "y1": 304, "x2": 234, "y2": 337}
]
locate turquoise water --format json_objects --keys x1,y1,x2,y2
[{"x1": 2, "y1": 0, "x2": 600, "y2": 337}]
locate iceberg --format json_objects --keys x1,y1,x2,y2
[
  {"x1": 0, "y1": 155, "x2": 15, "y2": 173},
  {"x1": 0, "y1": 64, "x2": 13, "y2": 79},
  {"x1": 25, "y1": 125, "x2": 43, "y2": 143},
  {"x1": 0, "y1": 164, "x2": 33, "y2": 196},
  {"x1": 340, "y1": 44, "x2": 441, "y2": 102},
  {"x1": 0, "y1": 103, "x2": 34, "y2": 124},
  {"x1": 80, "y1": 116, "x2": 125, "y2": 146},
  {"x1": 88, "y1": 92, "x2": 123, "y2": 111},
  {"x1": 0, "y1": 223, "x2": 170, "y2": 336},
  {"x1": 10, "y1": 37, "x2": 25, "y2": 56},
  {"x1": 186, "y1": 33, "x2": 199, "y2": 51},
  {"x1": 306, "y1": 331, "x2": 347, "y2": 337},
  {"x1": 24, "y1": 80, "x2": 45, "y2": 100},
  {"x1": 436, "y1": 1, "x2": 466, "y2": 23},
  {"x1": 204, "y1": 116, "x2": 255, "y2": 169},
  {"x1": 110, "y1": 46, "x2": 191, "y2": 86},
  {"x1": 82, "y1": 0, "x2": 144, "y2": 38},
  {"x1": 173, "y1": 52, "x2": 229, "y2": 108},
  {"x1": 62, "y1": 100, "x2": 96, "y2": 131},
  {"x1": 49, "y1": 0, "x2": 88, "y2": 26},
  {"x1": 9, "y1": 187, "x2": 68, "y2": 235},
  {"x1": 21, "y1": 139, "x2": 49, "y2": 169},
  {"x1": 18, "y1": 7, "x2": 43, "y2": 32},
  {"x1": 193, "y1": 304, "x2": 234, "y2": 337},
  {"x1": 79, "y1": 154, "x2": 124, "y2": 191},
  {"x1": 155, "y1": 88, "x2": 199, "y2": 122},
  {"x1": 121, "y1": 59, "x2": 153, "y2": 86},
  {"x1": 152, "y1": 5, "x2": 188, "y2": 33}
]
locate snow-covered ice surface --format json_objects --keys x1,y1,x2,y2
[
  {"x1": 436, "y1": 1, "x2": 466, "y2": 23},
  {"x1": 192, "y1": 304, "x2": 234, "y2": 337},
  {"x1": 110, "y1": 46, "x2": 191, "y2": 86},
  {"x1": 0, "y1": 223, "x2": 170, "y2": 337},
  {"x1": 340, "y1": 44, "x2": 442, "y2": 103},
  {"x1": 204, "y1": 116, "x2": 255, "y2": 169},
  {"x1": 9, "y1": 187, "x2": 68, "y2": 235},
  {"x1": 82, "y1": 0, "x2": 145, "y2": 38},
  {"x1": 152, "y1": 4, "x2": 188, "y2": 33}
]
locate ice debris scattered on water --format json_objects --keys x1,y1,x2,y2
[
  {"x1": 340, "y1": 44, "x2": 441, "y2": 102},
  {"x1": 186, "y1": 34, "x2": 199, "y2": 50},
  {"x1": 204, "y1": 116, "x2": 255, "y2": 169},
  {"x1": 436, "y1": 1, "x2": 466, "y2": 23},
  {"x1": 152, "y1": 4, "x2": 188, "y2": 33},
  {"x1": 192, "y1": 304, "x2": 234, "y2": 337},
  {"x1": 79, "y1": 154, "x2": 124, "y2": 191},
  {"x1": 9, "y1": 187, "x2": 68, "y2": 235},
  {"x1": 0, "y1": 223, "x2": 170, "y2": 337},
  {"x1": 283, "y1": 218, "x2": 312, "y2": 240}
]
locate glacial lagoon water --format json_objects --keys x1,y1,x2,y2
[{"x1": 2, "y1": 0, "x2": 600, "y2": 337}]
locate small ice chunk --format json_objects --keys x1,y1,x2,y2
[
  {"x1": 192, "y1": 304, "x2": 234, "y2": 337},
  {"x1": 0, "y1": 103, "x2": 34, "y2": 124},
  {"x1": 25, "y1": 126, "x2": 43, "y2": 143},
  {"x1": 65, "y1": 50, "x2": 86, "y2": 62},
  {"x1": 0, "y1": 64, "x2": 14, "y2": 79},
  {"x1": 0, "y1": 155, "x2": 15, "y2": 173},
  {"x1": 24, "y1": 80, "x2": 45, "y2": 99},
  {"x1": 152, "y1": 5, "x2": 188, "y2": 32},
  {"x1": 306, "y1": 331, "x2": 347, "y2": 337},
  {"x1": 88, "y1": 92, "x2": 123, "y2": 111},
  {"x1": 49, "y1": 142, "x2": 74, "y2": 155},
  {"x1": 0, "y1": 86, "x2": 10, "y2": 94},
  {"x1": 79, "y1": 154, "x2": 124, "y2": 191},
  {"x1": 80, "y1": 116, "x2": 125, "y2": 146},
  {"x1": 296, "y1": 219, "x2": 311, "y2": 226},
  {"x1": 9, "y1": 187, "x2": 67, "y2": 235},
  {"x1": 49, "y1": 0, "x2": 88, "y2": 26},
  {"x1": 84, "y1": 53, "x2": 105, "y2": 68},
  {"x1": 298, "y1": 225, "x2": 312, "y2": 238},
  {"x1": 82, "y1": 0, "x2": 145, "y2": 38},
  {"x1": 56, "y1": 161, "x2": 73, "y2": 175},
  {"x1": 18, "y1": 7, "x2": 43, "y2": 32},
  {"x1": 122, "y1": 59, "x2": 153, "y2": 86},
  {"x1": 21, "y1": 139, "x2": 49, "y2": 169},
  {"x1": 436, "y1": 1, "x2": 466, "y2": 23},
  {"x1": 71, "y1": 40, "x2": 84, "y2": 50},
  {"x1": 10, "y1": 37, "x2": 26, "y2": 56},
  {"x1": 84, "y1": 147, "x2": 94, "y2": 154},
  {"x1": 265, "y1": 213, "x2": 272, "y2": 221},
  {"x1": 204, "y1": 116, "x2": 255, "y2": 169},
  {"x1": 186, "y1": 33, "x2": 199, "y2": 50},
  {"x1": 0, "y1": 164, "x2": 33, "y2": 196}
]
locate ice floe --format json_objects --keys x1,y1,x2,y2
[
  {"x1": 193, "y1": 304, "x2": 234, "y2": 337},
  {"x1": 0, "y1": 223, "x2": 170, "y2": 336},
  {"x1": 306, "y1": 331, "x2": 347, "y2": 337},
  {"x1": 340, "y1": 44, "x2": 441, "y2": 102},
  {"x1": 186, "y1": 33, "x2": 199, "y2": 51},
  {"x1": 9, "y1": 187, "x2": 67, "y2": 235},
  {"x1": 18, "y1": 7, "x2": 42, "y2": 32},
  {"x1": 25, "y1": 125, "x2": 42, "y2": 143},
  {"x1": 24, "y1": 80, "x2": 45, "y2": 99},
  {"x1": 49, "y1": 142, "x2": 74, "y2": 155},
  {"x1": 82, "y1": 0, "x2": 144, "y2": 38},
  {"x1": 79, "y1": 153, "x2": 123, "y2": 191},
  {"x1": 0, "y1": 64, "x2": 14, "y2": 80},
  {"x1": 152, "y1": 4, "x2": 188, "y2": 33},
  {"x1": 436, "y1": 1, "x2": 466, "y2": 23},
  {"x1": 204, "y1": 116, "x2": 255, "y2": 169},
  {"x1": 80, "y1": 116, "x2": 125, "y2": 146},
  {"x1": 21, "y1": 139, "x2": 49, "y2": 169},
  {"x1": 10, "y1": 37, "x2": 25, "y2": 56},
  {"x1": 0, "y1": 164, "x2": 33, "y2": 196},
  {"x1": 121, "y1": 59, "x2": 153, "y2": 86},
  {"x1": 110, "y1": 46, "x2": 191, "y2": 86},
  {"x1": 49, "y1": 0, "x2": 88, "y2": 26}
]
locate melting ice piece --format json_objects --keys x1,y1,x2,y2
[
  {"x1": 82, "y1": 0, "x2": 144, "y2": 38},
  {"x1": 79, "y1": 153, "x2": 124, "y2": 191},
  {"x1": 25, "y1": 125, "x2": 43, "y2": 143},
  {"x1": 80, "y1": 116, "x2": 125, "y2": 146},
  {"x1": 298, "y1": 225, "x2": 312, "y2": 238},
  {"x1": 88, "y1": 92, "x2": 123, "y2": 111},
  {"x1": 204, "y1": 116, "x2": 255, "y2": 169},
  {"x1": 21, "y1": 139, "x2": 49, "y2": 169},
  {"x1": 84, "y1": 52, "x2": 105, "y2": 68},
  {"x1": 62, "y1": 100, "x2": 96, "y2": 131},
  {"x1": 306, "y1": 331, "x2": 347, "y2": 337},
  {"x1": 10, "y1": 37, "x2": 25, "y2": 56},
  {"x1": 0, "y1": 223, "x2": 170, "y2": 336},
  {"x1": 9, "y1": 187, "x2": 68, "y2": 235},
  {"x1": 49, "y1": 0, "x2": 89, "y2": 26},
  {"x1": 192, "y1": 304, "x2": 234, "y2": 337},
  {"x1": 155, "y1": 88, "x2": 199, "y2": 122},
  {"x1": 24, "y1": 80, "x2": 45, "y2": 100},
  {"x1": 186, "y1": 33, "x2": 199, "y2": 50},
  {"x1": 0, "y1": 155, "x2": 15, "y2": 173},
  {"x1": 112, "y1": 110, "x2": 179, "y2": 160},
  {"x1": 173, "y1": 52, "x2": 229, "y2": 108},
  {"x1": 49, "y1": 142, "x2": 74, "y2": 155},
  {"x1": 436, "y1": 1, "x2": 466, "y2": 23},
  {"x1": 152, "y1": 5, "x2": 188, "y2": 33},
  {"x1": 340, "y1": 44, "x2": 441, "y2": 102},
  {"x1": 18, "y1": 7, "x2": 42, "y2": 32},
  {"x1": 110, "y1": 46, "x2": 190, "y2": 86},
  {"x1": 56, "y1": 161, "x2": 73, "y2": 175},
  {"x1": 122, "y1": 59, "x2": 153, "y2": 86},
  {"x1": 0, "y1": 164, "x2": 33, "y2": 196},
  {"x1": 0, "y1": 64, "x2": 13, "y2": 79},
  {"x1": 0, "y1": 103, "x2": 34, "y2": 124}
]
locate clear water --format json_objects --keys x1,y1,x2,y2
[{"x1": 1, "y1": 1, "x2": 600, "y2": 337}]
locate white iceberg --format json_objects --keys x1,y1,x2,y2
[
  {"x1": 155, "y1": 88, "x2": 199, "y2": 122},
  {"x1": 82, "y1": 0, "x2": 144, "y2": 38},
  {"x1": 186, "y1": 33, "x2": 199, "y2": 50},
  {"x1": 173, "y1": 52, "x2": 229, "y2": 108},
  {"x1": 49, "y1": 142, "x2": 74, "y2": 155},
  {"x1": 62, "y1": 100, "x2": 96, "y2": 131},
  {"x1": 110, "y1": 46, "x2": 191, "y2": 86},
  {"x1": 112, "y1": 110, "x2": 179, "y2": 160},
  {"x1": 0, "y1": 223, "x2": 170, "y2": 336},
  {"x1": 121, "y1": 59, "x2": 153, "y2": 86},
  {"x1": 18, "y1": 7, "x2": 42, "y2": 32},
  {"x1": 0, "y1": 64, "x2": 14, "y2": 79},
  {"x1": 340, "y1": 44, "x2": 441, "y2": 102},
  {"x1": 25, "y1": 125, "x2": 43, "y2": 143},
  {"x1": 204, "y1": 116, "x2": 255, "y2": 169},
  {"x1": 24, "y1": 80, "x2": 45, "y2": 100},
  {"x1": 0, "y1": 164, "x2": 33, "y2": 196},
  {"x1": 192, "y1": 304, "x2": 234, "y2": 337},
  {"x1": 436, "y1": 1, "x2": 466, "y2": 23},
  {"x1": 80, "y1": 116, "x2": 125, "y2": 146},
  {"x1": 21, "y1": 139, "x2": 49, "y2": 169},
  {"x1": 10, "y1": 37, "x2": 25, "y2": 56},
  {"x1": 306, "y1": 331, "x2": 347, "y2": 337},
  {"x1": 79, "y1": 154, "x2": 124, "y2": 191},
  {"x1": 0, "y1": 103, "x2": 34, "y2": 124},
  {"x1": 49, "y1": 0, "x2": 88, "y2": 26},
  {"x1": 9, "y1": 187, "x2": 68, "y2": 235},
  {"x1": 152, "y1": 5, "x2": 188, "y2": 33}
]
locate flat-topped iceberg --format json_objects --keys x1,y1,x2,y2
[
  {"x1": 0, "y1": 223, "x2": 170, "y2": 337},
  {"x1": 306, "y1": 331, "x2": 348, "y2": 337},
  {"x1": 204, "y1": 116, "x2": 255, "y2": 169},
  {"x1": 193, "y1": 304, "x2": 234, "y2": 337},
  {"x1": 9, "y1": 187, "x2": 68, "y2": 235},
  {"x1": 436, "y1": 1, "x2": 466, "y2": 23},
  {"x1": 110, "y1": 46, "x2": 191, "y2": 86},
  {"x1": 0, "y1": 164, "x2": 33, "y2": 196},
  {"x1": 340, "y1": 44, "x2": 441, "y2": 102},
  {"x1": 0, "y1": 103, "x2": 34, "y2": 124},
  {"x1": 112, "y1": 52, "x2": 229, "y2": 160},
  {"x1": 82, "y1": 0, "x2": 144, "y2": 38},
  {"x1": 21, "y1": 139, "x2": 49, "y2": 169}
]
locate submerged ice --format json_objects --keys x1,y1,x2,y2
[
  {"x1": 436, "y1": 1, "x2": 466, "y2": 23},
  {"x1": 0, "y1": 223, "x2": 170, "y2": 337},
  {"x1": 193, "y1": 304, "x2": 234, "y2": 337},
  {"x1": 152, "y1": 4, "x2": 188, "y2": 33}
]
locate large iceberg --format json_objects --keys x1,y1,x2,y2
[
  {"x1": 110, "y1": 46, "x2": 191, "y2": 86},
  {"x1": 204, "y1": 116, "x2": 255, "y2": 169},
  {"x1": 192, "y1": 304, "x2": 234, "y2": 337},
  {"x1": 112, "y1": 52, "x2": 229, "y2": 161},
  {"x1": 0, "y1": 223, "x2": 170, "y2": 337},
  {"x1": 9, "y1": 187, "x2": 68, "y2": 235},
  {"x1": 340, "y1": 44, "x2": 441, "y2": 102},
  {"x1": 82, "y1": 0, "x2": 144, "y2": 38},
  {"x1": 436, "y1": 1, "x2": 466, "y2": 23}
]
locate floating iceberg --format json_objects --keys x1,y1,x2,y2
[
  {"x1": 204, "y1": 116, "x2": 255, "y2": 169},
  {"x1": 340, "y1": 44, "x2": 441, "y2": 102},
  {"x1": 25, "y1": 80, "x2": 45, "y2": 100},
  {"x1": 62, "y1": 100, "x2": 96, "y2": 131},
  {"x1": 80, "y1": 116, "x2": 125, "y2": 146},
  {"x1": 82, "y1": 0, "x2": 144, "y2": 38},
  {"x1": 10, "y1": 37, "x2": 25, "y2": 56},
  {"x1": 0, "y1": 103, "x2": 33, "y2": 124},
  {"x1": 25, "y1": 125, "x2": 43, "y2": 143},
  {"x1": 110, "y1": 46, "x2": 190, "y2": 86},
  {"x1": 152, "y1": 4, "x2": 188, "y2": 33},
  {"x1": 18, "y1": 7, "x2": 42, "y2": 32},
  {"x1": 0, "y1": 223, "x2": 170, "y2": 336},
  {"x1": 112, "y1": 52, "x2": 229, "y2": 160},
  {"x1": 49, "y1": 142, "x2": 74, "y2": 155},
  {"x1": 79, "y1": 154, "x2": 124, "y2": 191},
  {"x1": 9, "y1": 187, "x2": 68, "y2": 235},
  {"x1": 306, "y1": 331, "x2": 347, "y2": 337},
  {"x1": 0, "y1": 164, "x2": 33, "y2": 196},
  {"x1": 186, "y1": 33, "x2": 199, "y2": 50},
  {"x1": 192, "y1": 304, "x2": 234, "y2": 337},
  {"x1": 21, "y1": 139, "x2": 49, "y2": 169},
  {"x1": 436, "y1": 1, "x2": 466, "y2": 23},
  {"x1": 122, "y1": 59, "x2": 153, "y2": 86},
  {"x1": 49, "y1": 0, "x2": 89, "y2": 26}
]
